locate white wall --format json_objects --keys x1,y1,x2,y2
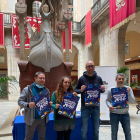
[{"x1": 7, "y1": 0, "x2": 17, "y2": 13}]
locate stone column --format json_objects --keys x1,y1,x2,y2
[
  {"x1": 98, "y1": 17, "x2": 127, "y2": 68},
  {"x1": 5, "y1": 30, "x2": 20, "y2": 101}
]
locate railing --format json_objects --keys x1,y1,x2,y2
[
  {"x1": 4, "y1": 13, "x2": 11, "y2": 25},
  {"x1": 72, "y1": 21, "x2": 81, "y2": 32},
  {"x1": 72, "y1": 0, "x2": 109, "y2": 32},
  {"x1": 4, "y1": 0, "x2": 109, "y2": 32}
]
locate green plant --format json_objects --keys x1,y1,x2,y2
[
  {"x1": 0, "y1": 76, "x2": 19, "y2": 98},
  {"x1": 117, "y1": 67, "x2": 129, "y2": 74},
  {"x1": 130, "y1": 82, "x2": 137, "y2": 88},
  {"x1": 117, "y1": 67, "x2": 129, "y2": 86}
]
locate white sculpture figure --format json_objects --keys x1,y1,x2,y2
[{"x1": 29, "y1": 0, "x2": 63, "y2": 72}]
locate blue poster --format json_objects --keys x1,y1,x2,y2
[
  {"x1": 58, "y1": 92, "x2": 80, "y2": 119},
  {"x1": 31, "y1": 90, "x2": 51, "y2": 119},
  {"x1": 111, "y1": 87, "x2": 129, "y2": 109},
  {"x1": 85, "y1": 84, "x2": 101, "y2": 106}
]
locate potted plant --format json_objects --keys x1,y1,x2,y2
[{"x1": 0, "y1": 76, "x2": 19, "y2": 98}]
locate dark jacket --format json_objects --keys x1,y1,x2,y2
[
  {"x1": 18, "y1": 84, "x2": 50, "y2": 125},
  {"x1": 75, "y1": 71, "x2": 104, "y2": 107}
]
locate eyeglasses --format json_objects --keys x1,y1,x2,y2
[
  {"x1": 118, "y1": 78, "x2": 124, "y2": 80},
  {"x1": 38, "y1": 77, "x2": 45, "y2": 80},
  {"x1": 86, "y1": 65, "x2": 94, "y2": 68},
  {"x1": 64, "y1": 81, "x2": 70, "y2": 84}
]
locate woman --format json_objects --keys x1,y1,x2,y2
[
  {"x1": 51, "y1": 76, "x2": 77, "y2": 140},
  {"x1": 29, "y1": 0, "x2": 63, "y2": 72}
]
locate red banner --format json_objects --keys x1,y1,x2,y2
[
  {"x1": 69, "y1": 22, "x2": 72, "y2": 52},
  {"x1": 0, "y1": 13, "x2": 4, "y2": 46},
  {"x1": 11, "y1": 14, "x2": 42, "y2": 48},
  {"x1": 63, "y1": 31, "x2": 65, "y2": 52},
  {"x1": 85, "y1": 10, "x2": 91, "y2": 48},
  {"x1": 110, "y1": 0, "x2": 136, "y2": 32},
  {"x1": 63, "y1": 22, "x2": 72, "y2": 52}
]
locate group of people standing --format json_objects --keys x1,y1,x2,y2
[{"x1": 18, "y1": 60, "x2": 135, "y2": 140}]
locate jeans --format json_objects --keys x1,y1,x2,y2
[
  {"x1": 57, "y1": 129, "x2": 72, "y2": 140},
  {"x1": 81, "y1": 106, "x2": 100, "y2": 140},
  {"x1": 110, "y1": 113, "x2": 131, "y2": 140}
]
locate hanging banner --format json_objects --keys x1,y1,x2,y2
[
  {"x1": 0, "y1": 13, "x2": 4, "y2": 46},
  {"x1": 110, "y1": 0, "x2": 136, "y2": 32},
  {"x1": 11, "y1": 14, "x2": 42, "y2": 48},
  {"x1": 85, "y1": 10, "x2": 91, "y2": 48},
  {"x1": 11, "y1": 14, "x2": 20, "y2": 48},
  {"x1": 63, "y1": 31, "x2": 66, "y2": 52},
  {"x1": 63, "y1": 22, "x2": 72, "y2": 53},
  {"x1": 69, "y1": 22, "x2": 72, "y2": 52}
]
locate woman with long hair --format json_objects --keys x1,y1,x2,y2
[{"x1": 51, "y1": 76, "x2": 77, "y2": 140}]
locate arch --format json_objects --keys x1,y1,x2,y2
[{"x1": 126, "y1": 11, "x2": 140, "y2": 34}]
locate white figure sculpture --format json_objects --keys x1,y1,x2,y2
[{"x1": 29, "y1": 0, "x2": 63, "y2": 72}]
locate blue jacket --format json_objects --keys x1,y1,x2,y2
[{"x1": 75, "y1": 71, "x2": 104, "y2": 107}]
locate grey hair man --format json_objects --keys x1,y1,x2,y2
[
  {"x1": 18, "y1": 72, "x2": 52, "y2": 140},
  {"x1": 106, "y1": 73, "x2": 135, "y2": 140}
]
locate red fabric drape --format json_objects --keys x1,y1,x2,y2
[
  {"x1": 63, "y1": 31, "x2": 65, "y2": 52},
  {"x1": 85, "y1": 10, "x2": 91, "y2": 48},
  {"x1": 0, "y1": 13, "x2": 4, "y2": 46},
  {"x1": 110, "y1": 0, "x2": 136, "y2": 32},
  {"x1": 69, "y1": 22, "x2": 72, "y2": 52},
  {"x1": 11, "y1": 14, "x2": 42, "y2": 48},
  {"x1": 11, "y1": 14, "x2": 20, "y2": 48},
  {"x1": 63, "y1": 22, "x2": 72, "y2": 52}
]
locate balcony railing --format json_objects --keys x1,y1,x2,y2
[
  {"x1": 4, "y1": 0, "x2": 109, "y2": 32},
  {"x1": 72, "y1": 0, "x2": 109, "y2": 32}
]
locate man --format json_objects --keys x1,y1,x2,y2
[
  {"x1": 106, "y1": 73, "x2": 135, "y2": 140},
  {"x1": 75, "y1": 61, "x2": 105, "y2": 140},
  {"x1": 18, "y1": 72, "x2": 52, "y2": 140}
]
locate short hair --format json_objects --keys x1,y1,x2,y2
[
  {"x1": 35, "y1": 72, "x2": 45, "y2": 78},
  {"x1": 116, "y1": 73, "x2": 125, "y2": 79}
]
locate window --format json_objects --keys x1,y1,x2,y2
[
  {"x1": 0, "y1": 53, "x2": 6, "y2": 64},
  {"x1": 32, "y1": 1, "x2": 41, "y2": 17},
  {"x1": 125, "y1": 41, "x2": 129, "y2": 55},
  {"x1": 68, "y1": 0, "x2": 73, "y2": 11}
]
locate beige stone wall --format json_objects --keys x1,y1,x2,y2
[
  {"x1": 0, "y1": 0, "x2": 7, "y2": 12},
  {"x1": 86, "y1": 0, "x2": 93, "y2": 13},
  {"x1": 125, "y1": 31, "x2": 140, "y2": 59},
  {"x1": 7, "y1": 0, "x2": 17, "y2": 13},
  {"x1": 94, "y1": 47, "x2": 99, "y2": 66},
  {"x1": 73, "y1": 0, "x2": 93, "y2": 21},
  {"x1": 98, "y1": 17, "x2": 126, "y2": 68},
  {"x1": 126, "y1": 63, "x2": 140, "y2": 70}
]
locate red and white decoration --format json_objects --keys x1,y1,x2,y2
[
  {"x1": 58, "y1": 21, "x2": 65, "y2": 30},
  {"x1": 85, "y1": 10, "x2": 91, "y2": 48},
  {"x1": 64, "y1": 9, "x2": 73, "y2": 20},
  {"x1": 110, "y1": 0, "x2": 136, "y2": 32},
  {"x1": 11, "y1": 14, "x2": 42, "y2": 49},
  {"x1": 0, "y1": 13, "x2": 4, "y2": 46},
  {"x1": 53, "y1": 29, "x2": 60, "y2": 37}
]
